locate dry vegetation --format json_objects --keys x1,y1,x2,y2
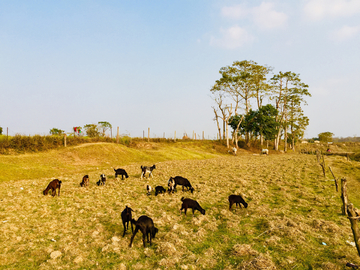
[{"x1": 1, "y1": 142, "x2": 360, "y2": 269}]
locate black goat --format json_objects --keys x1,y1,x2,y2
[
  {"x1": 96, "y1": 174, "x2": 106, "y2": 186},
  {"x1": 121, "y1": 206, "x2": 134, "y2": 237},
  {"x1": 170, "y1": 176, "x2": 194, "y2": 193},
  {"x1": 43, "y1": 179, "x2": 62, "y2": 197},
  {"x1": 140, "y1": 165, "x2": 156, "y2": 179},
  {"x1": 228, "y1": 195, "x2": 248, "y2": 210},
  {"x1": 180, "y1": 197, "x2": 205, "y2": 216},
  {"x1": 80, "y1": 175, "x2": 89, "y2": 187},
  {"x1": 129, "y1": 215, "x2": 158, "y2": 248},
  {"x1": 114, "y1": 168, "x2": 129, "y2": 180},
  {"x1": 155, "y1": 186, "x2": 166, "y2": 196}
]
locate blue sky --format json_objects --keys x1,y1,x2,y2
[{"x1": 1, "y1": 0, "x2": 359, "y2": 139}]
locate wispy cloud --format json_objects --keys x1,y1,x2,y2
[
  {"x1": 303, "y1": 0, "x2": 360, "y2": 21},
  {"x1": 330, "y1": 25, "x2": 360, "y2": 41},
  {"x1": 210, "y1": 26, "x2": 254, "y2": 49},
  {"x1": 221, "y1": 2, "x2": 288, "y2": 30}
]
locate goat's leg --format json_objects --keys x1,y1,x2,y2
[
  {"x1": 229, "y1": 201, "x2": 233, "y2": 210},
  {"x1": 51, "y1": 188, "x2": 56, "y2": 197},
  {"x1": 122, "y1": 221, "x2": 127, "y2": 237},
  {"x1": 129, "y1": 227, "x2": 139, "y2": 247}
]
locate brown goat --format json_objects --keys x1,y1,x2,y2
[
  {"x1": 43, "y1": 179, "x2": 62, "y2": 197},
  {"x1": 180, "y1": 197, "x2": 205, "y2": 216},
  {"x1": 80, "y1": 175, "x2": 89, "y2": 187}
]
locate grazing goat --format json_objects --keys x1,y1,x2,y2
[
  {"x1": 155, "y1": 186, "x2": 166, "y2": 196},
  {"x1": 168, "y1": 178, "x2": 175, "y2": 193},
  {"x1": 146, "y1": 185, "x2": 152, "y2": 195},
  {"x1": 96, "y1": 174, "x2": 106, "y2": 186},
  {"x1": 180, "y1": 197, "x2": 205, "y2": 216},
  {"x1": 261, "y1": 149, "x2": 269, "y2": 155},
  {"x1": 140, "y1": 165, "x2": 156, "y2": 179},
  {"x1": 129, "y1": 215, "x2": 158, "y2": 248},
  {"x1": 114, "y1": 168, "x2": 129, "y2": 180},
  {"x1": 170, "y1": 176, "x2": 194, "y2": 193},
  {"x1": 121, "y1": 206, "x2": 134, "y2": 237},
  {"x1": 43, "y1": 179, "x2": 62, "y2": 197},
  {"x1": 228, "y1": 195, "x2": 248, "y2": 210},
  {"x1": 80, "y1": 175, "x2": 89, "y2": 187}
]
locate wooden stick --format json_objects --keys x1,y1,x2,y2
[
  {"x1": 328, "y1": 166, "x2": 338, "y2": 192},
  {"x1": 341, "y1": 178, "x2": 348, "y2": 215},
  {"x1": 347, "y1": 203, "x2": 360, "y2": 257}
]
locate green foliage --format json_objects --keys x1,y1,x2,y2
[
  {"x1": 228, "y1": 104, "x2": 279, "y2": 141},
  {"x1": 49, "y1": 128, "x2": 64, "y2": 135},
  {"x1": 0, "y1": 127, "x2": 2, "y2": 135},
  {"x1": 318, "y1": 132, "x2": 334, "y2": 143},
  {"x1": 84, "y1": 124, "x2": 100, "y2": 137}
]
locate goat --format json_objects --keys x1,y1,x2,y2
[
  {"x1": 140, "y1": 165, "x2": 156, "y2": 179},
  {"x1": 155, "y1": 186, "x2": 166, "y2": 196},
  {"x1": 121, "y1": 206, "x2": 134, "y2": 237},
  {"x1": 168, "y1": 178, "x2": 175, "y2": 193},
  {"x1": 114, "y1": 168, "x2": 129, "y2": 180},
  {"x1": 146, "y1": 185, "x2": 152, "y2": 195},
  {"x1": 180, "y1": 197, "x2": 205, "y2": 216},
  {"x1": 96, "y1": 174, "x2": 106, "y2": 186},
  {"x1": 43, "y1": 179, "x2": 62, "y2": 197},
  {"x1": 261, "y1": 149, "x2": 269, "y2": 155},
  {"x1": 129, "y1": 215, "x2": 158, "y2": 248},
  {"x1": 170, "y1": 176, "x2": 194, "y2": 193},
  {"x1": 80, "y1": 175, "x2": 89, "y2": 187},
  {"x1": 228, "y1": 195, "x2": 248, "y2": 210}
]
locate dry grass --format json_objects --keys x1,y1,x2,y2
[{"x1": 0, "y1": 143, "x2": 360, "y2": 269}]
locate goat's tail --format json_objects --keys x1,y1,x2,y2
[{"x1": 181, "y1": 197, "x2": 185, "y2": 201}]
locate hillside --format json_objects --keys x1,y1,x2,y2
[{"x1": 0, "y1": 142, "x2": 360, "y2": 269}]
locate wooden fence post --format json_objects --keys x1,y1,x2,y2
[
  {"x1": 148, "y1": 128, "x2": 150, "y2": 142},
  {"x1": 341, "y1": 178, "x2": 348, "y2": 215},
  {"x1": 174, "y1": 131, "x2": 176, "y2": 142},
  {"x1": 328, "y1": 166, "x2": 338, "y2": 192},
  {"x1": 116, "y1": 127, "x2": 119, "y2": 144},
  {"x1": 64, "y1": 134, "x2": 67, "y2": 147},
  {"x1": 202, "y1": 131, "x2": 204, "y2": 140},
  {"x1": 347, "y1": 203, "x2": 360, "y2": 257}
]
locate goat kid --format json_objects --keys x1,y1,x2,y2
[
  {"x1": 146, "y1": 185, "x2": 152, "y2": 195},
  {"x1": 121, "y1": 206, "x2": 134, "y2": 237},
  {"x1": 43, "y1": 179, "x2": 62, "y2": 197},
  {"x1": 80, "y1": 175, "x2": 89, "y2": 187},
  {"x1": 170, "y1": 176, "x2": 194, "y2": 193},
  {"x1": 228, "y1": 195, "x2": 248, "y2": 210},
  {"x1": 96, "y1": 174, "x2": 106, "y2": 186},
  {"x1": 129, "y1": 215, "x2": 158, "y2": 248},
  {"x1": 261, "y1": 149, "x2": 269, "y2": 155},
  {"x1": 168, "y1": 178, "x2": 175, "y2": 193},
  {"x1": 155, "y1": 186, "x2": 166, "y2": 196},
  {"x1": 114, "y1": 168, "x2": 129, "y2": 180},
  {"x1": 140, "y1": 165, "x2": 156, "y2": 179},
  {"x1": 180, "y1": 197, "x2": 205, "y2": 216}
]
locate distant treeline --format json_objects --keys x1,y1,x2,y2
[
  {"x1": 333, "y1": 137, "x2": 360, "y2": 143},
  {"x1": 0, "y1": 135, "x2": 115, "y2": 154}
]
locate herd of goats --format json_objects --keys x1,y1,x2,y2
[{"x1": 42, "y1": 164, "x2": 249, "y2": 248}]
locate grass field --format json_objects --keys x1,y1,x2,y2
[{"x1": 1, "y1": 141, "x2": 360, "y2": 269}]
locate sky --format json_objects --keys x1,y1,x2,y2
[{"x1": 1, "y1": 0, "x2": 359, "y2": 139}]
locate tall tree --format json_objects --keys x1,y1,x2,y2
[
  {"x1": 270, "y1": 71, "x2": 310, "y2": 151},
  {"x1": 84, "y1": 124, "x2": 100, "y2": 137},
  {"x1": 98, "y1": 121, "x2": 112, "y2": 137}
]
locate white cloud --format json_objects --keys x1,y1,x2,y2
[
  {"x1": 252, "y1": 2, "x2": 288, "y2": 29},
  {"x1": 221, "y1": 4, "x2": 248, "y2": 20},
  {"x1": 221, "y1": 2, "x2": 288, "y2": 29},
  {"x1": 304, "y1": 0, "x2": 360, "y2": 20},
  {"x1": 330, "y1": 25, "x2": 360, "y2": 41},
  {"x1": 210, "y1": 26, "x2": 254, "y2": 49}
]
